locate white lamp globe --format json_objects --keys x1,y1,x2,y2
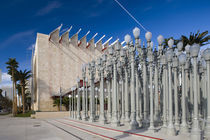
[
  {"x1": 133, "y1": 27, "x2": 140, "y2": 38},
  {"x1": 177, "y1": 41, "x2": 183, "y2": 51},
  {"x1": 179, "y1": 53, "x2": 187, "y2": 65},
  {"x1": 190, "y1": 43, "x2": 200, "y2": 57},
  {"x1": 185, "y1": 44, "x2": 190, "y2": 54},
  {"x1": 124, "y1": 34, "x2": 131, "y2": 44},
  {"x1": 76, "y1": 95, "x2": 78, "y2": 98},
  {"x1": 168, "y1": 39, "x2": 174, "y2": 48},
  {"x1": 157, "y1": 35, "x2": 164, "y2": 45},
  {"x1": 202, "y1": 48, "x2": 210, "y2": 61},
  {"x1": 145, "y1": 31, "x2": 152, "y2": 41},
  {"x1": 69, "y1": 95, "x2": 71, "y2": 98}
]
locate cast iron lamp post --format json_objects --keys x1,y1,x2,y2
[
  {"x1": 190, "y1": 43, "x2": 201, "y2": 140},
  {"x1": 202, "y1": 48, "x2": 210, "y2": 139},
  {"x1": 133, "y1": 27, "x2": 141, "y2": 125},
  {"x1": 106, "y1": 59, "x2": 112, "y2": 122},
  {"x1": 126, "y1": 29, "x2": 139, "y2": 130},
  {"x1": 157, "y1": 35, "x2": 164, "y2": 122},
  {"x1": 98, "y1": 54, "x2": 107, "y2": 124},
  {"x1": 166, "y1": 39, "x2": 176, "y2": 135},
  {"x1": 122, "y1": 36, "x2": 131, "y2": 124},
  {"x1": 148, "y1": 41, "x2": 155, "y2": 132},
  {"x1": 109, "y1": 43, "x2": 120, "y2": 127},
  {"x1": 88, "y1": 61, "x2": 96, "y2": 122}
]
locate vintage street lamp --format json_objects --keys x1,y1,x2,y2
[
  {"x1": 110, "y1": 42, "x2": 121, "y2": 127},
  {"x1": 190, "y1": 43, "x2": 201, "y2": 140},
  {"x1": 99, "y1": 54, "x2": 107, "y2": 124},
  {"x1": 127, "y1": 29, "x2": 139, "y2": 130},
  {"x1": 124, "y1": 34, "x2": 131, "y2": 125},
  {"x1": 106, "y1": 59, "x2": 112, "y2": 121},
  {"x1": 166, "y1": 40, "x2": 176, "y2": 135},
  {"x1": 202, "y1": 48, "x2": 210, "y2": 139},
  {"x1": 88, "y1": 61, "x2": 96, "y2": 122},
  {"x1": 172, "y1": 48, "x2": 179, "y2": 130},
  {"x1": 133, "y1": 27, "x2": 141, "y2": 124},
  {"x1": 148, "y1": 41, "x2": 155, "y2": 132}
]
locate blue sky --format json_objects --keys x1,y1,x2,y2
[{"x1": 0, "y1": 0, "x2": 210, "y2": 87}]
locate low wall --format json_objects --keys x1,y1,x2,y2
[{"x1": 33, "y1": 111, "x2": 70, "y2": 119}]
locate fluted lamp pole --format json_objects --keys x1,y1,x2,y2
[
  {"x1": 202, "y1": 48, "x2": 210, "y2": 139},
  {"x1": 77, "y1": 77, "x2": 81, "y2": 120},
  {"x1": 166, "y1": 39, "x2": 176, "y2": 136},
  {"x1": 190, "y1": 43, "x2": 201, "y2": 140}
]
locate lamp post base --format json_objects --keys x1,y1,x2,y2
[
  {"x1": 167, "y1": 123, "x2": 176, "y2": 136},
  {"x1": 129, "y1": 120, "x2": 139, "y2": 130},
  {"x1": 191, "y1": 119, "x2": 201, "y2": 140}
]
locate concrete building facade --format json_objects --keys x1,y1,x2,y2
[{"x1": 32, "y1": 25, "x2": 108, "y2": 111}]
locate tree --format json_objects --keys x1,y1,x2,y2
[
  {"x1": 16, "y1": 69, "x2": 31, "y2": 113},
  {"x1": 180, "y1": 30, "x2": 210, "y2": 50},
  {"x1": 5, "y1": 58, "x2": 19, "y2": 116}
]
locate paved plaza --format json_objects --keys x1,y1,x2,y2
[{"x1": 0, "y1": 115, "x2": 191, "y2": 140}]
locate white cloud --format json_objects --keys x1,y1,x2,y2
[
  {"x1": 0, "y1": 30, "x2": 34, "y2": 49},
  {"x1": 0, "y1": 72, "x2": 12, "y2": 88},
  {"x1": 36, "y1": 1, "x2": 62, "y2": 16},
  {"x1": 27, "y1": 43, "x2": 35, "y2": 50}
]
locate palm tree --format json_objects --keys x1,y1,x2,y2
[
  {"x1": 180, "y1": 30, "x2": 210, "y2": 50},
  {"x1": 5, "y1": 58, "x2": 19, "y2": 116},
  {"x1": 17, "y1": 69, "x2": 31, "y2": 113}
]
